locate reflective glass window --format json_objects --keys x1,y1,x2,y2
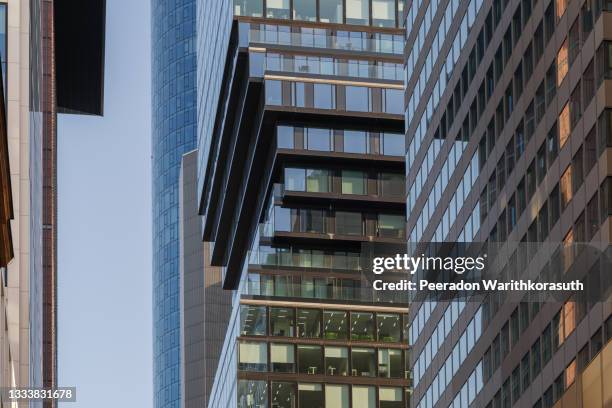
[
  {"x1": 373, "y1": 0, "x2": 396, "y2": 27},
  {"x1": 346, "y1": 0, "x2": 370, "y2": 25},
  {"x1": 266, "y1": 0, "x2": 290, "y2": 18},
  {"x1": 233, "y1": 0, "x2": 263, "y2": 16},
  {"x1": 293, "y1": 0, "x2": 316, "y2": 21},
  {"x1": 320, "y1": 0, "x2": 343, "y2": 23}
]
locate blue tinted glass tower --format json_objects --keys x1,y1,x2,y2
[{"x1": 151, "y1": 0, "x2": 196, "y2": 407}]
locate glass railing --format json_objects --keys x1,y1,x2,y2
[
  {"x1": 248, "y1": 246, "x2": 363, "y2": 272},
  {"x1": 259, "y1": 54, "x2": 403, "y2": 81},
  {"x1": 248, "y1": 29, "x2": 404, "y2": 55}
]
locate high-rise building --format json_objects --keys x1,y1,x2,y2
[
  {"x1": 0, "y1": 2, "x2": 105, "y2": 407},
  {"x1": 151, "y1": 0, "x2": 197, "y2": 406},
  {"x1": 403, "y1": 0, "x2": 612, "y2": 406},
  {"x1": 194, "y1": 1, "x2": 411, "y2": 407},
  {"x1": 179, "y1": 150, "x2": 231, "y2": 408}
]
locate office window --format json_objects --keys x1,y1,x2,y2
[
  {"x1": 531, "y1": 338, "x2": 541, "y2": 377},
  {"x1": 298, "y1": 383, "x2": 323, "y2": 407},
  {"x1": 298, "y1": 345, "x2": 323, "y2": 374},
  {"x1": 352, "y1": 386, "x2": 376, "y2": 408},
  {"x1": 378, "y1": 348, "x2": 402, "y2": 378},
  {"x1": 572, "y1": 148, "x2": 583, "y2": 193},
  {"x1": 584, "y1": 60, "x2": 595, "y2": 106},
  {"x1": 320, "y1": 0, "x2": 342, "y2": 23},
  {"x1": 373, "y1": 0, "x2": 396, "y2": 27},
  {"x1": 378, "y1": 313, "x2": 401, "y2": 342},
  {"x1": 234, "y1": 0, "x2": 263, "y2": 16},
  {"x1": 556, "y1": 0, "x2": 568, "y2": 19},
  {"x1": 570, "y1": 82, "x2": 582, "y2": 129},
  {"x1": 380, "y1": 387, "x2": 403, "y2": 408},
  {"x1": 344, "y1": 130, "x2": 367, "y2": 154},
  {"x1": 591, "y1": 328, "x2": 603, "y2": 355},
  {"x1": 352, "y1": 312, "x2": 375, "y2": 340},
  {"x1": 569, "y1": 18, "x2": 581, "y2": 65},
  {"x1": 324, "y1": 310, "x2": 348, "y2": 339},
  {"x1": 266, "y1": 0, "x2": 290, "y2": 18},
  {"x1": 325, "y1": 346, "x2": 349, "y2": 376},
  {"x1": 346, "y1": 0, "x2": 369, "y2": 25},
  {"x1": 240, "y1": 305, "x2": 267, "y2": 336},
  {"x1": 341, "y1": 171, "x2": 365, "y2": 195},
  {"x1": 297, "y1": 308, "x2": 321, "y2": 338},
  {"x1": 351, "y1": 348, "x2": 376, "y2": 376},
  {"x1": 542, "y1": 324, "x2": 552, "y2": 363},
  {"x1": 597, "y1": 42, "x2": 612, "y2": 84},
  {"x1": 239, "y1": 341, "x2": 268, "y2": 371},
  {"x1": 238, "y1": 380, "x2": 268, "y2": 407},
  {"x1": 557, "y1": 40, "x2": 569, "y2": 86},
  {"x1": 271, "y1": 343, "x2": 295, "y2": 372},
  {"x1": 270, "y1": 307, "x2": 295, "y2": 337},
  {"x1": 325, "y1": 385, "x2": 349, "y2": 408},
  {"x1": 271, "y1": 382, "x2": 295, "y2": 408},
  {"x1": 293, "y1": 0, "x2": 316, "y2": 21}
]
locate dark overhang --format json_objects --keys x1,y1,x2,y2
[
  {"x1": 0, "y1": 68, "x2": 13, "y2": 268},
  {"x1": 54, "y1": 0, "x2": 106, "y2": 116}
]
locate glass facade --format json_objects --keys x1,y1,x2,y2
[{"x1": 151, "y1": 0, "x2": 199, "y2": 407}]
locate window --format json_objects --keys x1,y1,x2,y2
[
  {"x1": 569, "y1": 18, "x2": 581, "y2": 65},
  {"x1": 531, "y1": 338, "x2": 541, "y2": 377},
  {"x1": 271, "y1": 343, "x2": 295, "y2": 372},
  {"x1": 597, "y1": 42, "x2": 612, "y2": 84},
  {"x1": 306, "y1": 169, "x2": 329, "y2": 192},
  {"x1": 341, "y1": 171, "x2": 365, "y2": 195},
  {"x1": 382, "y1": 133, "x2": 405, "y2": 155},
  {"x1": 271, "y1": 382, "x2": 295, "y2": 408},
  {"x1": 556, "y1": 0, "x2": 568, "y2": 19},
  {"x1": 325, "y1": 384, "x2": 349, "y2": 408},
  {"x1": 297, "y1": 308, "x2": 321, "y2": 338},
  {"x1": 293, "y1": 0, "x2": 316, "y2": 21},
  {"x1": 298, "y1": 345, "x2": 322, "y2": 374},
  {"x1": 557, "y1": 40, "x2": 569, "y2": 86},
  {"x1": 351, "y1": 312, "x2": 375, "y2": 340},
  {"x1": 285, "y1": 168, "x2": 305, "y2": 191},
  {"x1": 572, "y1": 148, "x2": 583, "y2": 193},
  {"x1": 379, "y1": 387, "x2": 403, "y2": 408},
  {"x1": 560, "y1": 166, "x2": 573, "y2": 209},
  {"x1": 320, "y1": 0, "x2": 342, "y2": 23},
  {"x1": 298, "y1": 383, "x2": 323, "y2": 407},
  {"x1": 307, "y1": 128, "x2": 331, "y2": 151},
  {"x1": 266, "y1": 80, "x2": 282, "y2": 105},
  {"x1": 238, "y1": 380, "x2": 267, "y2": 407},
  {"x1": 372, "y1": 0, "x2": 396, "y2": 27},
  {"x1": 346, "y1": 86, "x2": 369, "y2": 111},
  {"x1": 271, "y1": 307, "x2": 295, "y2": 337},
  {"x1": 314, "y1": 83, "x2": 335, "y2": 108},
  {"x1": 277, "y1": 126, "x2": 294, "y2": 148},
  {"x1": 565, "y1": 359, "x2": 576, "y2": 387},
  {"x1": 266, "y1": 0, "x2": 290, "y2": 18},
  {"x1": 346, "y1": 0, "x2": 369, "y2": 25},
  {"x1": 378, "y1": 214, "x2": 405, "y2": 238},
  {"x1": 324, "y1": 346, "x2": 349, "y2": 376},
  {"x1": 378, "y1": 348, "x2": 402, "y2": 378},
  {"x1": 351, "y1": 348, "x2": 376, "y2": 376},
  {"x1": 336, "y1": 211, "x2": 363, "y2": 235},
  {"x1": 234, "y1": 0, "x2": 263, "y2": 17},
  {"x1": 352, "y1": 386, "x2": 376, "y2": 408},
  {"x1": 570, "y1": 82, "x2": 582, "y2": 130},
  {"x1": 239, "y1": 341, "x2": 268, "y2": 371},
  {"x1": 378, "y1": 313, "x2": 401, "y2": 342},
  {"x1": 559, "y1": 104, "x2": 570, "y2": 147},
  {"x1": 379, "y1": 173, "x2": 404, "y2": 197},
  {"x1": 324, "y1": 310, "x2": 348, "y2": 339},
  {"x1": 344, "y1": 130, "x2": 367, "y2": 154},
  {"x1": 240, "y1": 305, "x2": 267, "y2": 336}
]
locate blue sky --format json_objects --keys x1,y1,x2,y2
[{"x1": 57, "y1": 0, "x2": 152, "y2": 406}]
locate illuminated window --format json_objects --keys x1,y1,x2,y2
[
  {"x1": 560, "y1": 166, "x2": 573, "y2": 209},
  {"x1": 557, "y1": 40, "x2": 569, "y2": 86},
  {"x1": 556, "y1": 0, "x2": 568, "y2": 20},
  {"x1": 565, "y1": 359, "x2": 576, "y2": 387},
  {"x1": 559, "y1": 103, "x2": 570, "y2": 147}
]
